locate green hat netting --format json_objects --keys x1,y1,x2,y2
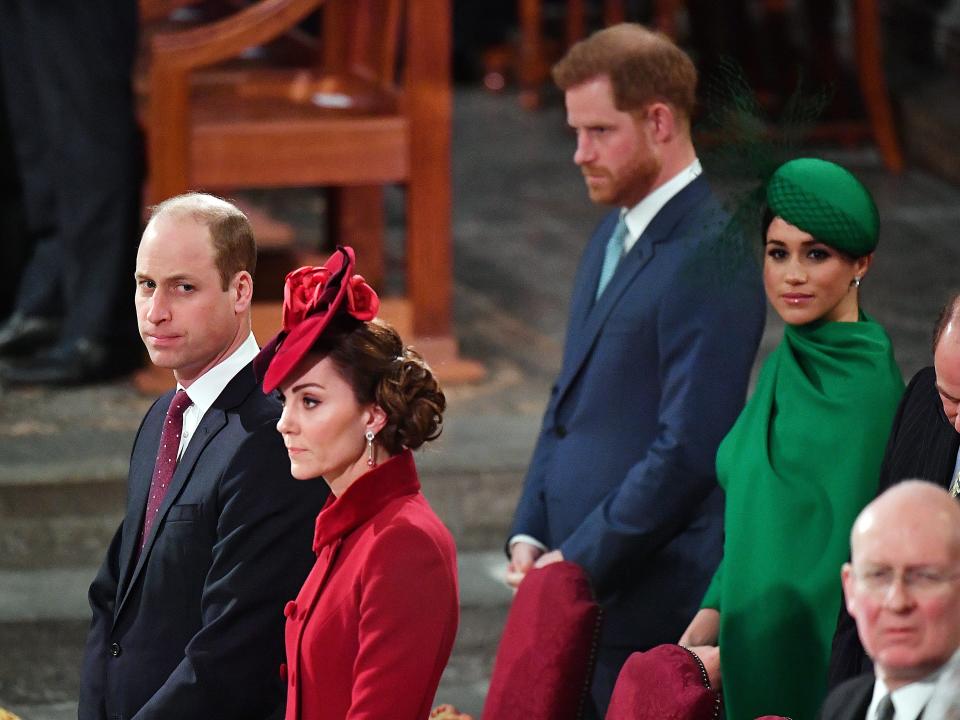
[{"x1": 766, "y1": 158, "x2": 879, "y2": 256}]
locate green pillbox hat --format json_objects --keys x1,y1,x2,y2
[{"x1": 766, "y1": 158, "x2": 880, "y2": 256}]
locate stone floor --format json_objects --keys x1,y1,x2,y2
[{"x1": 2, "y1": 84, "x2": 960, "y2": 719}]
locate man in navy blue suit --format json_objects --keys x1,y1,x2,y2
[
  {"x1": 506, "y1": 23, "x2": 765, "y2": 717},
  {"x1": 79, "y1": 194, "x2": 328, "y2": 719}
]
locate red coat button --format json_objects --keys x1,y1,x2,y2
[
  {"x1": 284, "y1": 600, "x2": 297, "y2": 618},
  {"x1": 279, "y1": 663, "x2": 288, "y2": 681}
]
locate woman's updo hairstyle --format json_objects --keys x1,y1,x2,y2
[{"x1": 309, "y1": 315, "x2": 445, "y2": 454}]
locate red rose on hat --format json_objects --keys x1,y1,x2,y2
[
  {"x1": 257, "y1": 246, "x2": 382, "y2": 394},
  {"x1": 346, "y1": 274, "x2": 379, "y2": 321},
  {"x1": 282, "y1": 265, "x2": 334, "y2": 332}
]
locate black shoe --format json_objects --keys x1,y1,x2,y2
[
  {"x1": 0, "y1": 338, "x2": 140, "y2": 386},
  {"x1": 0, "y1": 312, "x2": 62, "y2": 357}
]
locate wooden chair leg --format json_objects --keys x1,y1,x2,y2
[
  {"x1": 653, "y1": 0, "x2": 683, "y2": 38},
  {"x1": 327, "y1": 186, "x2": 385, "y2": 290},
  {"x1": 518, "y1": 0, "x2": 545, "y2": 109},
  {"x1": 853, "y1": 0, "x2": 904, "y2": 172},
  {"x1": 603, "y1": 0, "x2": 625, "y2": 26},
  {"x1": 566, "y1": 0, "x2": 585, "y2": 48}
]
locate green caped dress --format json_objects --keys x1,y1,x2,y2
[{"x1": 700, "y1": 313, "x2": 903, "y2": 720}]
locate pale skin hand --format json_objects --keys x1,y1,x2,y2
[
  {"x1": 686, "y1": 645, "x2": 722, "y2": 690},
  {"x1": 679, "y1": 607, "x2": 720, "y2": 647},
  {"x1": 533, "y1": 549, "x2": 564, "y2": 568},
  {"x1": 505, "y1": 541, "x2": 544, "y2": 589},
  {"x1": 679, "y1": 608, "x2": 722, "y2": 689}
]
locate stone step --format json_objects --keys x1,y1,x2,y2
[
  {"x1": 0, "y1": 552, "x2": 511, "y2": 714},
  {"x1": 0, "y1": 411, "x2": 535, "y2": 569},
  {"x1": 0, "y1": 700, "x2": 76, "y2": 720},
  {"x1": 0, "y1": 471, "x2": 520, "y2": 569}
]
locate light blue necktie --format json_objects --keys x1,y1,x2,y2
[{"x1": 595, "y1": 214, "x2": 629, "y2": 300}]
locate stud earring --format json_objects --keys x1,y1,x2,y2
[
  {"x1": 852, "y1": 276, "x2": 862, "y2": 288},
  {"x1": 365, "y1": 430, "x2": 376, "y2": 467}
]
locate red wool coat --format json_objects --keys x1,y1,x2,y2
[{"x1": 283, "y1": 450, "x2": 459, "y2": 720}]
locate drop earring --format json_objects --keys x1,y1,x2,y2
[
  {"x1": 365, "y1": 430, "x2": 376, "y2": 467},
  {"x1": 852, "y1": 276, "x2": 862, "y2": 288}
]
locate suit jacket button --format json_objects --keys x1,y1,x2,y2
[
  {"x1": 284, "y1": 600, "x2": 297, "y2": 618},
  {"x1": 555, "y1": 425, "x2": 567, "y2": 438},
  {"x1": 279, "y1": 663, "x2": 288, "y2": 681},
  {"x1": 109, "y1": 642, "x2": 122, "y2": 657}
]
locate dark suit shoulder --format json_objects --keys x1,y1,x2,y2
[
  {"x1": 903, "y1": 365, "x2": 937, "y2": 406},
  {"x1": 819, "y1": 673, "x2": 874, "y2": 720},
  {"x1": 879, "y1": 365, "x2": 958, "y2": 492},
  {"x1": 217, "y1": 363, "x2": 280, "y2": 420}
]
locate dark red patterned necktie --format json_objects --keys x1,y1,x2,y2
[{"x1": 139, "y1": 390, "x2": 192, "y2": 552}]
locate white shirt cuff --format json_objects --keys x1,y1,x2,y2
[{"x1": 508, "y1": 534, "x2": 549, "y2": 554}]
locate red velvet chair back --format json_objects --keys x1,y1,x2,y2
[
  {"x1": 604, "y1": 644, "x2": 721, "y2": 720},
  {"x1": 481, "y1": 561, "x2": 602, "y2": 720}
]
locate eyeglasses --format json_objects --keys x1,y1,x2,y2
[{"x1": 852, "y1": 565, "x2": 960, "y2": 596}]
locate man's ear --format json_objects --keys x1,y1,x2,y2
[
  {"x1": 644, "y1": 102, "x2": 677, "y2": 144},
  {"x1": 232, "y1": 270, "x2": 253, "y2": 314},
  {"x1": 841, "y1": 562, "x2": 858, "y2": 617}
]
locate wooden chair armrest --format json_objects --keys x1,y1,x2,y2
[
  {"x1": 150, "y1": 0, "x2": 323, "y2": 72},
  {"x1": 140, "y1": 0, "x2": 198, "y2": 22}
]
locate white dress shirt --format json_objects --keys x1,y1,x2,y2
[
  {"x1": 621, "y1": 158, "x2": 703, "y2": 253},
  {"x1": 176, "y1": 333, "x2": 260, "y2": 459},
  {"x1": 867, "y1": 675, "x2": 937, "y2": 720}
]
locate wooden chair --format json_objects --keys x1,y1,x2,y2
[
  {"x1": 514, "y1": 0, "x2": 904, "y2": 172},
  {"x1": 654, "y1": 0, "x2": 903, "y2": 172},
  {"x1": 517, "y1": 0, "x2": 624, "y2": 109},
  {"x1": 144, "y1": 0, "x2": 482, "y2": 380}
]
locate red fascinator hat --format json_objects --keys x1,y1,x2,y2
[{"x1": 256, "y1": 246, "x2": 379, "y2": 393}]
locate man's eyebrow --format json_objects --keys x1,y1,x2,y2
[
  {"x1": 134, "y1": 272, "x2": 197, "y2": 283},
  {"x1": 937, "y1": 384, "x2": 960, "y2": 403}
]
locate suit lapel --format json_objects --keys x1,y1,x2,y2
[
  {"x1": 553, "y1": 177, "x2": 709, "y2": 409},
  {"x1": 849, "y1": 675, "x2": 875, "y2": 720},
  {"x1": 115, "y1": 395, "x2": 169, "y2": 605},
  {"x1": 114, "y1": 364, "x2": 257, "y2": 620},
  {"x1": 567, "y1": 211, "x2": 618, "y2": 335}
]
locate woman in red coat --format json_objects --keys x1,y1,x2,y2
[{"x1": 257, "y1": 246, "x2": 459, "y2": 720}]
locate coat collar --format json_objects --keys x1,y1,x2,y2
[{"x1": 312, "y1": 449, "x2": 420, "y2": 552}]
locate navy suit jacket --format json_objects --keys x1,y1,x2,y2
[
  {"x1": 79, "y1": 363, "x2": 329, "y2": 720},
  {"x1": 510, "y1": 175, "x2": 765, "y2": 649}
]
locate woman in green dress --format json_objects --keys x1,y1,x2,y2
[{"x1": 679, "y1": 158, "x2": 904, "y2": 720}]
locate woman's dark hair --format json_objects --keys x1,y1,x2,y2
[
  {"x1": 761, "y1": 207, "x2": 859, "y2": 261},
  {"x1": 309, "y1": 315, "x2": 445, "y2": 454}
]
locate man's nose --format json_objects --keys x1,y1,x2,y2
[
  {"x1": 145, "y1": 291, "x2": 170, "y2": 324},
  {"x1": 882, "y1": 575, "x2": 917, "y2": 612},
  {"x1": 573, "y1": 133, "x2": 593, "y2": 165}
]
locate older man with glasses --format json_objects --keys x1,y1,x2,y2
[{"x1": 819, "y1": 481, "x2": 960, "y2": 720}]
